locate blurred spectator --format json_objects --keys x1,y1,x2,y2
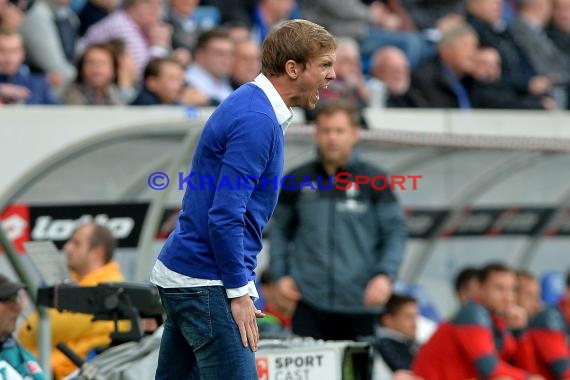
[
  {"x1": 19, "y1": 223, "x2": 127, "y2": 379},
  {"x1": 470, "y1": 47, "x2": 555, "y2": 109},
  {"x1": 510, "y1": 0, "x2": 568, "y2": 82},
  {"x1": 131, "y1": 57, "x2": 184, "y2": 105},
  {"x1": 107, "y1": 38, "x2": 138, "y2": 103},
  {"x1": 454, "y1": 266, "x2": 480, "y2": 304},
  {"x1": 466, "y1": 0, "x2": 553, "y2": 98},
  {"x1": 61, "y1": 42, "x2": 122, "y2": 104},
  {"x1": 224, "y1": 20, "x2": 251, "y2": 43},
  {"x1": 413, "y1": 263, "x2": 539, "y2": 380},
  {"x1": 0, "y1": 29, "x2": 59, "y2": 104},
  {"x1": 0, "y1": 0, "x2": 25, "y2": 31},
  {"x1": 199, "y1": 0, "x2": 255, "y2": 26},
  {"x1": 83, "y1": 0, "x2": 172, "y2": 74},
  {"x1": 164, "y1": 0, "x2": 217, "y2": 54},
  {"x1": 368, "y1": 46, "x2": 426, "y2": 107},
  {"x1": 20, "y1": 0, "x2": 79, "y2": 90},
  {"x1": 400, "y1": 0, "x2": 465, "y2": 30},
  {"x1": 300, "y1": 0, "x2": 435, "y2": 69},
  {"x1": 185, "y1": 28, "x2": 233, "y2": 105},
  {"x1": 361, "y1": 0, "x2": 418, "y2": 32},
  {"x1": 411, "y1": 25, "x2": 478, "y2": 108},
  {"x1": 0, "y1": 274, "x2": 45, "y2": 380},
  {"x1": 319, "y1": 37, "x2": 370, "y2": 108},
  {"x1": 547, "y1": 0, "x2": 570, "y2": 109},
  {"x1": 250, "y1": 0, "x2": 295, "y2": 44},
  {"x1": 516, "y1": 271, "x2": 543, "y2": 318},
  {"x1": 373, "y1": 294, "x2": 421, "y2": 379},
  {"x1": 77, "y1": 0, "x2": 118, "y2": 36},
  {"x1": 515, "y1": 271, "x2": 570, "y2": 380},
  {"x1": 230, "y1": 38, "x2": 260, "y2": 89},
  {"x1": 269, "y1": 100, "x2": 407, "y2": 341},
  {"x1": 256, "y1": 270, "x2": 293, "y2": 336},
  {"x1": 547, "y1": 0, "x2": 570, "y2": 56},
  {"x1": 510, "y1": 0, "x2": 569, "y2": 108}
]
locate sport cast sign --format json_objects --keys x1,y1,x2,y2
[{"x1": 256, "y1": 350, "x2": 338, "y2": 380}]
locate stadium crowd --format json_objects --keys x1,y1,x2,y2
[{"x1": 0, "y1": 0, "x2": 569, "y2": 111}]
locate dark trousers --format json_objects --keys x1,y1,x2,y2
[{"x1": 292, "y1": 301, "x2": 377, "y2": 341}]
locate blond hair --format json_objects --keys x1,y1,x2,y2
[{"x1": 261, "y1": 19, "x2": 336, "y2": 77}]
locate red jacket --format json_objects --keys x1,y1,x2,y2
[
  {"x1": 412, "y1": 301, "x2": 528, "y2": 380},
  {"x1": 515, "y1": 306, "x2": 570, "y2": 380}
]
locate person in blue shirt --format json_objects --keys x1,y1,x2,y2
[
  {"x1": 0, "y1": 29, "x2": 59, "y2": 105},
  {"x1": 0, "y1": 274, "x2": 45, "y2": 380},
  {"x1": 150, "y1": 19, "x2": 337, "y2": 380}
]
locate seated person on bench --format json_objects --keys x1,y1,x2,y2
[{"x1": 18, "y1": 223, "x2": 128, "y2": 379}]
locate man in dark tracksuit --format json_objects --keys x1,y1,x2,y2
[{"x1": 269, "y1": 99, "x2": 407, "y2": 340}]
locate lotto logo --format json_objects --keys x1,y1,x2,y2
[{"x1": 0, "y1": 204, "x2": 30, "y2": 252}]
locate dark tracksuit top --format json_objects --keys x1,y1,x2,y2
[
  {"x1": 412, "y1": 300, "x2": 529, "y2": 380},
  {"x1": 515, "y1": 306, "x2": 570, "y2": 380},
  {"x1": 269, "y1": 154, "x2": 406, "y2": 314}
]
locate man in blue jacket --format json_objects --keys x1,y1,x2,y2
[
  {"x1": 150, "y1": 19, "x2": 337, "y2": 380},
  {"x1": 0, "y1": 29, "x2": 59, "y2": 105}
]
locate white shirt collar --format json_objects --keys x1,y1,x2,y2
[{"x1": 252, "y1": 73, "x2": 293, "y2": 133}]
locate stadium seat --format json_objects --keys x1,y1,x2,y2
[{"x1": 541, "y1": 271, "x2": 565, "y2": 306}]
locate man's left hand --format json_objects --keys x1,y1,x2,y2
[{"x1": 363, "y1": 274, "x2": 392, "y2": 307}]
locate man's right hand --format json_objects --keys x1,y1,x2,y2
[
  {"x1": 528, "y1": 76, "x2": 552, "y2": 95},
  {"x1": 230, "y1": 294, "x2": 263, "y2": 352},
  {"x1": 541, "y1": 96, "x2": 557, "y2": 110},
  {"x1": 0, "y1": 84, "x2": 30, "y2": 103}
]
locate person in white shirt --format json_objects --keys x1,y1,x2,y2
[{"x1": 185, "y1": 27, "x2": 234, "y2": 105}]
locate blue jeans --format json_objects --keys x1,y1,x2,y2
[{"x1": 155, "y1": 286, "x2": 258, "y2": 380}]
